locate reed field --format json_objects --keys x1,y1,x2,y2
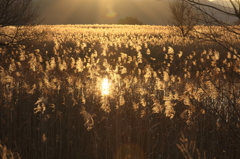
[{"x1": 0, "y1": 24, "x2": 240, "y2": 159}]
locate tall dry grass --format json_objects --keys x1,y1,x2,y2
[{"x1": 0, "y1": 24, "x2": 239, "y2": 159}]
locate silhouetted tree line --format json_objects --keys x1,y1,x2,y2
[{"x1": 118, "y1": 16, "x2": 143, "y2": 25}]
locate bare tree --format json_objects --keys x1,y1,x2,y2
[
  {"x1": 169, "y1": 0, "x2": 200, "y2": 37},
  {"x1": 183, "y1": 0, "x2": 240, "y2": 57},
  {"x1": 184, "y1": 0, "x2": 240, "y2": 22},
  {"x1": 168, "y1": 1, "x2": 240, "y2": 158},
  {"x1": 0, "y1": 0, "x2": 39, "y2": 46}
]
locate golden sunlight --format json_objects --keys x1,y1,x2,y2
[
  {"x1": 106, "y1": 5, "x2": 117, "y2": 18},
  {"x1": 101, "y1": 78, "x2": 110, "y2": 95}
]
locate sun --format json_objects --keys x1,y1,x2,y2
[
  {"x1": 101, "y1": 78, "x2": 111, "y2": 95},
  {"x1": 105, "y1": 4, "x2": 117, "y2": 18}
]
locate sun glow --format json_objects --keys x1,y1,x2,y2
[
  {"x1": 101, "y1": 78, "x2": 110, "y2": 95},
  {"x1": 106, "y1": 5, "x2": 117, "y2": 18}
]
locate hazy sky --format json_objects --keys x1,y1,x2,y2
[
  {"x1": 35, "y1": 0, "x2": 236, "y2": 25},
  {"x1": 37, "y1": 0, "x2": 171, "y2": 25},
  {"x1": 206, "y1": 0, "x2": 232, "y2": 6}
]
